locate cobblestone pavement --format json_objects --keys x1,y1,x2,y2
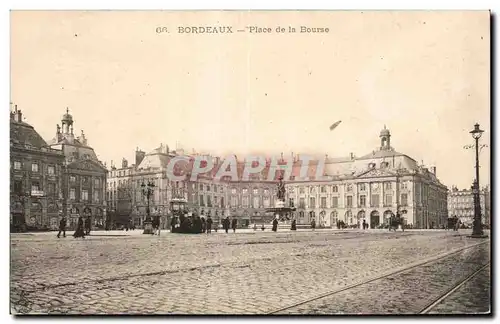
[
  {"x1": 275, "y1": 241, "x2": 490, "y2": 314},
  {"x1": 10, "y1": 229, "x2": 490, "y2": 315},
  {"x1": 428, "y1": 265, "x2": 491, "y2": 314}
]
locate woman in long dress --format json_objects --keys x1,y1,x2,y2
[{"x1": 73, "y1": 216, "x2": 85, "y2": 238}]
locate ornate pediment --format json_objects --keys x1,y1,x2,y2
[
  {"x1": 356, "y1": 168, "x2": 396, "y2": 179},
  {"x1": 68, "y1": 159, "x2": 107, "y2": 173}
]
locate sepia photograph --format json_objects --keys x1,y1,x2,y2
[{"x1": 9, "y1": 9, "x2": 491, "y2": 315}]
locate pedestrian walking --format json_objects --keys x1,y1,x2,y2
[
  {"x1": 272, "y1": 217, "x2": 278, "y2": 232},
  {"x1": 291, "y1": 219, "x2": 297, "y2": 231},
  {"x1": 73, "y1": 216, "x2": 85, "y2": 238},
  {"x1": 231, "y1": 217, "x2": 237, "y2": 233},
  {"x1": 201, "y1": 217, "x2": 206, "y2": 233},
  {"x1": 362, "y1": 219, "x2": 367, "y2": 230},
  {"x1": 57, "y1": 216, "x2": 67, "y2": 238},
  {"x1": 311, "y1": 219, "x2": 316, "y2": 231},
  {"x1": 224, "y1": 216, "x2": 230, "y2": 233},
  {"x1": 206, "y1": 215, "x2": 213, "y2": 234},
  {"x1": 84, "y1": 216, "x2": 91, "y2": 235}
]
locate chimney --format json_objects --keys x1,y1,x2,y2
[
  {"x1": 16, "y1": 106, "x2": 23, "y2": 122},
  {"x1": 135, "y1": 149, "x2": 146, "y2": 166},
  {"x1": 350, "y1": 152, "x2": 354, "y2": 160},
  {"x1": 122, "y1": 158, "x2": 128, "y2": 168}
]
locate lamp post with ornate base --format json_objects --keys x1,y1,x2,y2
[
  {"x1": 141, "y1": 180, "x2": 155, "y2": 235},
  {"x1": 466, "y1": 123, "x2": 488, "y2": 239}
]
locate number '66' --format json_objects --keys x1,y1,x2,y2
[{"x1": 156, "y1": 27, "x2": 168, "y2": 33}]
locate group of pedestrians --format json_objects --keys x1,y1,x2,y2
[{"x1": 57, "y1": 215, "x2": 91, "y2": 239}]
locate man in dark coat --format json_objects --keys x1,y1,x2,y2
[
  {"x1": 224, "y1": 217, "x2": 230, "y2": 233},
  {"x1": 206, "y1": 215, "x2": 213, "y2": 234},
  {"x1": 311, "y1": 219, "x2": 316, "y2": 231},
  {"x1": 291, "y1": 219, "x2": 297, "y2": 231},
  {"x1": 57, "y1": 217, "x2": 67, "y2": 238},
  {"x1": 231, "y1": 217, "x2": 237, "y2": 233},
  {"x1": 272, "y1": 217, "x2": 279, "y2": 232}
]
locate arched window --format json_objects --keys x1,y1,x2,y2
[{"x1": 332, "y1": 185, "x2": 338, "y2": 193}]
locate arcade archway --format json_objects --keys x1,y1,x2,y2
[{"x1": 370, "y1": 210, "x2": 380, "y2": 228}]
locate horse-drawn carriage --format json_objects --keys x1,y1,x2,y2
[
  {"x1": 388, "y1": 214, "x2": 404, "y2": 232},
  {"x1": 447, "y1": 217, "x2": 460, "y2": 231}
]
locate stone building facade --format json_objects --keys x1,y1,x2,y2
[
  {"x1": 10, "y1": 105, "x2": 65, "y2": 230},
  {"x1": 448, "y1": 185, "x2": 490, "y2": 226},
  {"x1": 286, "y1": 127, "x2": 449, "y2": 229},
  {"x1": 105, "y1": 126, "x2": 448, "y2": 230},
  {"x1": 48, "y1": 109, "x2": 108, "y2": 230}
]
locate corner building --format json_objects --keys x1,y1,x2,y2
[
  {"x1": 48, "y1": 109, "x2": 108, "y2": 230},
  {"x1": 10, "y1": 105, "x2": 65, "y2": 230}
]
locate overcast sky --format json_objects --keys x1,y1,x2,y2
[{"x1": 11, "y1": 11, "x2": 490, "y2": 189}]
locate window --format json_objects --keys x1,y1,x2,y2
[
  {"x1": 94, "y1": 178, "x2": 100, "y2": 187},
  {"x1": 329, "y1": 198, "x2": 337, "y2": 210},
  {"x1": 242, "y1": 188, "x2": 248, "y2": 195},
  {"x1": 385, "y1": 182, "x2": 392, "y2": 190},
  {"x1": 320, "y1": 186, "x2": 326, "y2": 193},
  {"x1": 47, "y1": 183, "x2": 56, "y2": 196},
  {"x1": 14, "y1": 161, "x2": 22, "y2": 170},
  {"x1": 332, "y1": 185, "x2": 338, "y2": 193},
  {"x1": 299, "y1": 198, "x2": 305, "y2": 208},
  {"x1": 385, "y1": 195, "x2": 393, "y2": 206},
  {"x1": 14, "y1": 180, "x2": 23, "y2": 194},
  {"x1": 401, "y1": 182, "x2": 408, "y2": 190},
  {"x1": 220, "y1": 197, "x2": 224, "y2": 208},
  {"x1": 309, "y1": 197, "x2": 316, "y2": 208},
  {"x1": 253, "y1": 188, "x2": 259, "y2": 195},
  {"x1": 231, "y1": 188, "x2": 237, "y2": 194},
  {"x1": 264, "y1": 188, "x2": 270, "y2": 195},
  {"x1": 401, "y1": 193, "x2": 408, "y2": 206},
  {"x1": 82, "y1": 190, "x2": 89, "y2": 201},
  {"x1": 31, "y1": 163, "x2": 39, "y2": 173},
  {"x1": 357, "y1": 195, "x2": 365, "y2": 207},
  {"x1": 320, "y1": 197, "x2": 327, "y2": 208},
  {"x1": 206, "y1": 185, "x2": 210, "y2": 191},
  {"x1": 220, "y1": 186, "x2": 223, "y2": 193},
  {"x1": 299, "y1": 187, "x2": 305, "y2": 194},
  {"x1": 299, "y1": 211, "x2": 304, "y2": 218},
  {"x1": 207, "y1": 195, "x2": 212, "y2": 207},
  {"x1": 310, "y1": 187, "x2": 315, "y2": 194},
  {"x1": 93, "y1": 191, "x2": 99, "y2": 203},
  {"x1": 289, "y1": 198, "x2": 295, "y2": 207},
  {"x1": 231, "y1": 196, "x2": 238, "y2": 207},
  {"x1": 359, "y1": 183, "x2": 366, "y2": 192},
  {"x1": 242, "y1": 196, "x2": 249, "y2": 208},
  {"x1": 346, "y1": 196, "x2": 353, "y2": 207},
  {"x1": 70, "y1": 175, "x2": 76, "y2": 183},
  {"x1": 31, "y1": 181, "x2": 40, "y2": 192},
  {"x1": 200, "y1": 195, "x2": 205, "y2": 206},
  {"x1": 346, "y1": 184, "x2": 353, "y2": 192},
  {"x1": 263, "y1": 196, "x2": 270, "y2": 208},
  {"x1": 70, "y1": 188, "x2": 76, "y2": 200},
  {"x1": 253, "y1": 197, "x2": 260, "y2": 208}
]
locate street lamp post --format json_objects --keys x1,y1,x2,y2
[
  {"x1": 467, "y1": 123, "x2": 488, "y2": 238},
  {"x1": 141, "y1": 180, "x2": 155, "y2": 234}
]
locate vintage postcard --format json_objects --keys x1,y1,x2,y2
[{"x1": 9, "y1": 10, "x2": 490, "y2": 315}]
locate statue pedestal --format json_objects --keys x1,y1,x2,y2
[{"x1": 143, "y1": 221, "x2": 154, "y2": 234}]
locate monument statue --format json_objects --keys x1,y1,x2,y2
[{"x1": 277, "y1": 176, "x2": 286, "y2": 201}]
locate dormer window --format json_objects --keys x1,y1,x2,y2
[
  {"x1": 368, "y1": 162, "x2": 376, "y2": 169},
  {"x1": 381, "y1": 162, "x2": 389, "y2": 168}
]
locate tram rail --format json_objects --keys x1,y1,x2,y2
[{"x1": 268, "y1": 240, "x2": 489, "y2": 314}]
